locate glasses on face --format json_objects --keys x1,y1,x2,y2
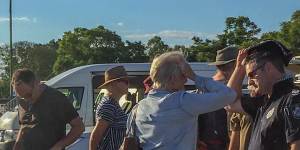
[{"x1": 247, "y1": 63, "x2": 266, "y2": 79}]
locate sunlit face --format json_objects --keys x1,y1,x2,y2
[
  {"x1": 245, "y1": 62, "x2": 268, "y2": 97},
  {"x1": 12, "y1": 80, "x2": 33, "y2": 99}
]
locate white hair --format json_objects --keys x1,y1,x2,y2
[{"x1": 150, "y1": 51, "x2": 185, "y2": 89}]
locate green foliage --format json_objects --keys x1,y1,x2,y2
[
  {"x1": 147, "y1": 36, "x2": 169, "y2": 60},
  {"x1": 1, "y1": 10, "x2": 300, "y2": 98},
  {"x1": 261, "y1": 10, "x2": 300, "y2": 55},
  {"x1": 0, "y1": 41, "x2": 57, "y2": 98},
  {"x1": 187, "y1": 37, "x2": 223, "y2": 62},
  {"x1": 0, "y1": 77, "x2": 10, "y2": 98},
  {"x1": 218, "y1": 16, "x2": 261, "y2": 47},
  {"x1": 125, "y1": 41, "x2": 149, "y2": 62},
  {"x1": 53, "y1": 26, "x2": 128, "y2": 75},
  {"x1": 0, "y1": 41, "x2": 57, "y2": 80}
]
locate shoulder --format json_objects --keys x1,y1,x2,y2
[
  {"x1": 97, "y1": 97, "x2": 118, "y2": 110},
  {"x1": 284, "y1": 87, "x2": 300, "y2": 105},
  {"x1": 43, "y1": 86, "x2": 65, "y2": 98}
]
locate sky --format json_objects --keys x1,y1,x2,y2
[{"x1": 0, "y1": 0, "x2": 300, "y2": 46}]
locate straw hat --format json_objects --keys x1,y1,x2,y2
[{"x1": 98, "y1": 66, "x2": 128, "y2": 88}]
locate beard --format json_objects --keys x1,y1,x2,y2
[{"x1": 248, "y1": 85, "x2": 263, "y2": 97}]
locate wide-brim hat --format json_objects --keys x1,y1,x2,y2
[
  {"x1": 246, "y1": 40, "x2": 293, "y2": 66},
  {"x1": 208, "y1": 46, "x2": 238, "y2": 66},
  {"x1": 98, "y1": 66, "x2": 128, "y2": 89}
]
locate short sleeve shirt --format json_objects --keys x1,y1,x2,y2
[
  {"x1": 96, "y1": 96, "x2": 128, "y2": 150},
  {"x1": 18, "y1": 85, "x2": 79, "y2": 150}
]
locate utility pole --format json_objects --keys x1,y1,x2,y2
[{"x1": 9, "y1": 0, "x2": 13, "y2": 98}]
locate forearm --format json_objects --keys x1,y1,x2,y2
[
  {"x1": 195, "y1": 75, "x2": 233, "y2": 93},
  {"x1": 89, "y1": 131, "x2": 104, "y2": 150},
  {"x1": 53, "y1": 125, "x2": 84, "y2": 149},
  {"x1": 13, "y1": 128, "x2": 23, "y2": 150},
  {"x1": 13, "y1": 141, "x2": 22, "y2": 150},
  {"x1": 227, "y1": 66, "x2": 245, "y2": 99},
  {"x1": 228, "y1": 131, "x2": 240, "y2": 150},
  {"x1": 290, "y1": 141, "x2": 300, "y2": 150}
]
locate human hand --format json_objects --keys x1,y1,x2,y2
[
  {"x1": 197, "y1": 140, "x2": 208, "y2": 150},
  {"x1": 179, "y1": 60, "x2": 196, "y2": 81},
  {"x1": 236, "y1": 49, "x2": 248, "y2": 68}
]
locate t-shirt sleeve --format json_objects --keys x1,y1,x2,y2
[
  {"x1": 96, "y1": 101, "x2": 116, "y2": 123},
  {"x1": 240, "y1": 94, "x2": 263, "y2": 119},
  {"x1": 230, "y1": 113, "x2": 241, "y2": 131},
  {"x1": 284, "y1": 91, "x2": 300, "y2": 143},
  {"x1": 59, "y1": 93, "x2": 79, "y2": 123}
]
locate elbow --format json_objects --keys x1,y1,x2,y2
[
  {"x1": 72, "y1": 119, "x2": 85, "y2": 135},
  {"x1": 224, "y1": 88, "x2": 237, "y2": 104}
]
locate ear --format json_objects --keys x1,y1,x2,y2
[{"x1": 265, "y1": 62, "x2": 273, "y2": 73}]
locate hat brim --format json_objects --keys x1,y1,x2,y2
[
  {"x1": 208, "y1": 59, "x2": 236, "y2": 66},
  {"x1": 97, "y1": 76, "x2": 128, "y2": 89}
]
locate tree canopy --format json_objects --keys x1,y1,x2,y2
[{"x1": 0, "y1": 10, "x2": 300, "y2": 98}]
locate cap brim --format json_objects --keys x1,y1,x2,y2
[
  {"x1": 97, "y1": 76, "x2": 128, "y2": 89},
  {"x1": 208, "y1": 59, "x2": 236, "y2": 66}
]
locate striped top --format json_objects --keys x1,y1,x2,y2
[{"x1": 96, "y1": 96, "x2": 128, "y2": 150}]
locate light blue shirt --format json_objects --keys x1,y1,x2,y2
[{"x1": 127, "y1": 75, "x2": 236, "y2": 150}]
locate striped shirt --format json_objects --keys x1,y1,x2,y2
[{"x1": 96, "y1": 96, "x2": 128, "y2": 150}]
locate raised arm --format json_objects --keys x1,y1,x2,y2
[
  {"x1": 225, "y1": 49, "x2": 247, "y2": 113},
  {"x1": 179, "y1": 60, "x2": 237, "y2": 115}
]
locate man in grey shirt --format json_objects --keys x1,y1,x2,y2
[{"x1": 127, "y1": 51, "x2": 236, "y2": 150}]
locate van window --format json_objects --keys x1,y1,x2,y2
[{"x1": 57, "y1": 87, "x2": 84, "y2": 110}]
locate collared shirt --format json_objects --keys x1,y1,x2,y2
[
  {"x1": 241, "y1": 78, "x2": 300, "y2": 150},
  {"x1": 128, "y1": 75, "x2": 236, "y2": 150}
]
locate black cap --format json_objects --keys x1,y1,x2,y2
[{"x1": 246, "y1": 40, "x2": 293, "y2": 66}]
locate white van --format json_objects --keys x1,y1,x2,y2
[{"x1": 0, "y1": 62, "x2": 217, "y2": 149}]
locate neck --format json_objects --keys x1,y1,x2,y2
[
  {"x1": 267, "y1": 72, "x2": 285, "y2": 98},
  {"x1": 108, "y1": 92, "x2": 123, "y2": 101},
  {"x1": 30, "y1": 84, "x2": 45, "y2": 103}
]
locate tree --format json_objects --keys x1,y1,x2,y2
[
  {"x1": 0, "y1": 41, "x2": 57, "y2": 80},
  {"x1": 186, "y1": 37, "x2": 223, "y2": 62},
  {"x1": 125, "y1": 41, "x2": 149, "y2": 62},
  {"x1": 53, "y1": 26, "x2": 128, "y2": 75},
  {"x1": 217, "y1": 16, "x2": 261, "y2": 47},
  {"x1": 0, "y1": 41, "x2": 57, "y2": 97},
  {"x1": 146, "y1": 36, "x2": 169, "y2": 60},
  {"x1": 261, "y1": 10, "x2": 300, "y2": 55}
]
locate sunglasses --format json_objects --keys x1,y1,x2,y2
[{"x1": 247, "y1": 63, "x2": 266, "y2": 79}]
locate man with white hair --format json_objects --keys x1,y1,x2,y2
[{"x1": 126, "y1": 51, "x2": 237, "y2": 150}]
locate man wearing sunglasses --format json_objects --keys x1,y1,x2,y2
[
  {"x1": 226, "y1": 40, "x2": 300, "y2": 150},
  {"x1": 12, "y1": 69, "x2": 84, "y2": 150}
]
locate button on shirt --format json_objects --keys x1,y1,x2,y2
[
  {"x1": 241, "y1": 78, "x2": 300, "y2": 150},
  {"x1": 128, "y1": 76, "x2": 237, "y2": 150}
]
